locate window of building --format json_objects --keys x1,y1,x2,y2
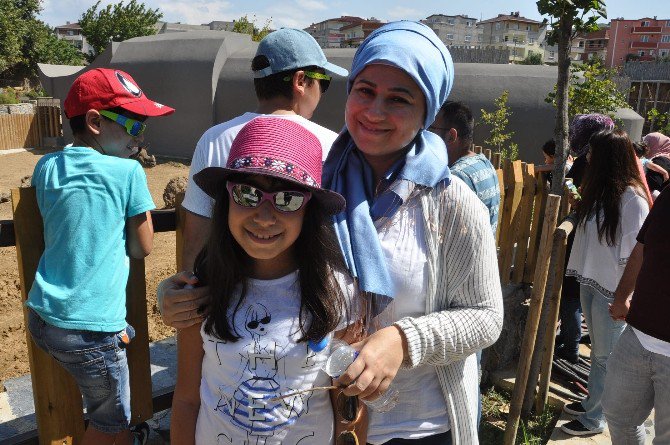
[
  {"x1": 641, "y1": 35, "x2": 649, "y2": 42},
  {"x1": 466, "y1": 21, "x2": 472, "y2": 27},
  {"x1": 529, "y1": 37, "x2": 535, "y2": 44},
  {"x1": 639, "y1": 50, "x2": 646, "y2": 56},
  {"x1": 579, "y1": 40, "x2": 585, "y2": 47},
  {"x1": 526, "y1": 25, "x2": 531, "y2": 30},
  {"x1": 495, "y1": 23, "x2": 501, "y2": 30},
  {"x1": 446, "y1": 34, "x2": 454, "y2": 40},
  {"x1": 465, "y1": 35, "x2": 472, "y2": 42},
  {"x1": 504, "y1": 35, "x2": 509, "y2": 42},
  {"x1": 667, "y1": 20, "x2": 670, "y2": 27},
  {"x1": 549, "y1": 51, "x2": 555, "y2": 59},
  {"x1": 661, "y1": 49, "x2": 669, "y2": 57},
  {"x1": 642, "y1": 20, "x2": 650, "y2": 27},
  {"x1": 662, "y1": 35, "x2": 670, "y2": 43},
  {"x1": 447, "y1": 19, "x2": 455, "y2": 25}
]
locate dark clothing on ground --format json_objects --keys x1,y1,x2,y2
[{"x1": 627, "y1": 186, "x2": 670, "y2": 343}]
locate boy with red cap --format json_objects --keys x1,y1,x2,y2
[{"x1": 25, "y1": 68, "x2": 174, "y2": 445}]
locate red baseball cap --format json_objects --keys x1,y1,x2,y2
[{"x1": 64, "y1": 68, "x2": 175, "y2": 118}]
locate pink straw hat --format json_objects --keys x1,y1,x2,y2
[{"x1": 194, "y1": 117, "x2": 345, "y2": 214}]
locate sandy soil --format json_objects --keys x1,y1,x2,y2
[{"x1": 0, "y1": 149, "x2": 189, "y2": 387}]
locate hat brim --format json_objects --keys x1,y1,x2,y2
[
  {"x1": 323, "y1": 62, "x2": 349, "y2": 77},
  {"x1": 118, "y1": 97, "x2": 175, "y2": 117},
  {"x1": 194, "y1": 166, "x2": 345, "y2": 215}
]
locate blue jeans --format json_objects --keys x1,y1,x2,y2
[
  {"x1": 27, "y1": 309, "x2": 133, "y2": 434},
  {"x1": 556, "y1": 294, "x2": 581, "y2": 362},
  {"x1": 578, "y1": 284, "x2": 626, "y2": 432},
  {"x1": 602, "y1": 327, "x2": 670, "y2": 445}
]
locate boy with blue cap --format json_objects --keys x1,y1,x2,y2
[{"x1": 165, "y1": 28, "x2": 349, "y2": 322}]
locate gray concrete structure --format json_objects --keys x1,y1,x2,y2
[{"x1": 39, "y1": 32, "x2": 643, "y2": 163}]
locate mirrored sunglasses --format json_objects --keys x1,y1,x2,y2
[
  {"x1": 226, "y1": 182, "x2": 312, "y2": 212},
  {"x1": 99, "y1": 110, "x2": 147, "y2": 137},
  {"x1": 283, "y1": 71, "x2": 332, "y2": 93}
]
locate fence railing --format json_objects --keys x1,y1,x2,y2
[
  {"x1": 0, "y1": 99, "x2": 62, "y2": 150},
  {"x1": 0, "y1": 150, "x2": 554, "y2": 444}
]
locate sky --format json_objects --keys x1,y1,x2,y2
[{"x1": 39, "y1": 0, "x2": 670, "y2": 29}]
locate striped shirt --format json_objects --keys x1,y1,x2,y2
[
  {"x1": 450, "y1": 154, "x2": 501, "y2": 233},
  {"x1": 393, "y1": 177, "x2": 504, "y2": 444}
]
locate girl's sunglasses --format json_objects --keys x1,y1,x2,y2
[
  {"x1": 99, "y1": 110, "x2": 147, "y2": 137},
  {"x1": 283, "y1": 71, "x2": 332, "y2": 93},
  {"x1": 226, "y1": 182, "x2": 312, "y2": 212}
]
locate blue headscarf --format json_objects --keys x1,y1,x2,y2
[{"x1": 323, "y1": 21, "x2": 455, "y2": 306}]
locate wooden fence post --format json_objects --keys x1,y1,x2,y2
[
  {"x1": 535, "y1": 217, "x2": 574, "y2": 413},
  {"x1": 524, "y1": 172, "x2": 548, "y2": 283},
  {"x1": 175, "y1": 193, "x2": 186, "y2": 272},
  {"x1": 12, "y1": 188, "x2": 85, "y2": 445},
  {"x1": 497, "y1": 160, "x2": 524, "y2": 284},
  {"x1": 495, "y1": 167, "x2": 505, "y2": 246},
  {"x1": 511, "y1": 163, "x2": 537, "y2": 284},
  {"x1": 474, "y1": 145, "x2": 482, "y2": 154},
  {"x1": 503, "y1": 194, "x2": 561, "y2": 445}
]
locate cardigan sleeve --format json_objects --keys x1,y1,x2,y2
[{"x1": 395, "y1": 180, "x2": 504, "y2": 368}]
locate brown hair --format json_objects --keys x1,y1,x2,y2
[{"x1": 576, "y1": 129, "x2": 650, "y2": 246}]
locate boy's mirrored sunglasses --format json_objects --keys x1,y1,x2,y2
[
  {"x1": 99, "y1": 110, "x2": 147, "y2": 137},
  {"x1": 226, "y1": 182, "x2": 312, "y2": 212},
  {"x1": 283, "y1": 71, "x2": 332, "y2": 93}
]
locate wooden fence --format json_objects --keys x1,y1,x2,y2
[
  {"x1": 0, "y1": 99, "x2": 62, "y2": 150},
  {"x1": 1, "y1": 150, "x2": 557, "y2": 444}
]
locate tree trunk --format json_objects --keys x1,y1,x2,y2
[{"x1": 550, "y1": 15, "x2": 574, "y2": 196}]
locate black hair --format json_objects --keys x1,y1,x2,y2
[
  {"x1": 196, "y1": 175, "x2": 349, "y2": 343},
  {"x1": 576, "y1": 129, "x2": 649, "y2": 246},
  {"x1": 542, "y1": 139, "x2": 556, "y2": 157},
  {"x1": 439, "y1": 101, "x2": 474, "y2": 146},
  {"x1": 69, "y1": 106, "x2": 145, "y2": 136},
  {"x1": 632, "y1": 141, "x2": 648, "y2": 158},
  {"x1": 251, "y1": 55, "x2": 318, "y2": 101}
]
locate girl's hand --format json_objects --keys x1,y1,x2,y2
[
  {"x1": 157, "y1": 271, "x2": 209, "y2": 329},
  {"x1": 608, "y1": 299, "x2": 630, "y2": 321},
  {"x1": 334, "y1": 325, "x2": 408, "y2": 401}
]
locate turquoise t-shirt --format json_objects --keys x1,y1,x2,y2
[{"x1": 26, "y1": 146, "x2": 155, "y2": 332}]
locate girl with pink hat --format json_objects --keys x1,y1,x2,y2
[{"x1": 170, "y1": 117, "x2": 361, "y2": 444}]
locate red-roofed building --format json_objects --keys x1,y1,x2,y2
[
  {"x1": 304, "y1": 16, "x2": 365, "y2": 48},
  {"x1": 341, "y1": 20, "x2": 384, "y2": 47},
  {"x1": 571, "y1": 27, "x2": 609, "y2": 63},
  {"x1": 606, "y1": 17, "x2": 670, "y2": 67}
]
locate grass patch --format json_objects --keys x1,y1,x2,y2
[{"x1": 479, "y1": 387, "x2": 559, "y2": 445}]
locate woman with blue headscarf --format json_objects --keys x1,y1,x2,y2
[{"x1": 324, "y1": 22, "x2": 503, "y2": 445}]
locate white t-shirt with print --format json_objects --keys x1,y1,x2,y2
[
  {"x1": 181, "y1": 112, "x2": 339, "y2": 218},
  {"x1": 195, "y1": 271, "x2": 355, "y2": 445}
]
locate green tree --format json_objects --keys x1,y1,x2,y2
[
  {"x1": 232, "y1": 15, "x2": 272, "y2": 42},
  {"x1": 545, "y1": 60, "x2": 629, "y2": 118},
  {"x1": 536, "y1": 0, "x2": 607, "y2": 197},
  {"x1": 519, "y1": 51, "x2": 543, "y2": 65},
  {"x1": 79, "y1": 0, "x2": 162, "y2": 61},
  {"x1": 648, "y1": 108, "x2": 670, "y2": 136},
  {"x1": 480, "y1": 90, "x2": 519, "y2": 160},
  {"x1": 0, "y1": 0, "x2": 84, "y2": 80}
]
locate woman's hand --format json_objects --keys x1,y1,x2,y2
[
  {"x1": 157, "y1": 271, "x2": 209, "y2": 329},
  {"x1": 334, "y1": 325, "x2": 408, "y2": 401},
  {"x1": 608, "y1": 299, "x2": 630, "y2": 321}
]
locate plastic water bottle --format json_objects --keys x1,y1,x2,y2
[{"x1": 322, "y1": 339, "x2": 399, "y2": 412}]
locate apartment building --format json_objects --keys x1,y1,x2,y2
[
  {"x1": 54, "y1": 22, "x2": 93, "y2": 55},
  {"x1": 341, "y1": 20, "x2": 384, "y2": 47},
  {"x1": 478, "y1": 12, "x2": 546, "y2": 62},
  {"x1": 155, "y1": 20, "x2": 235, "y2": 34},
  {"x1": 304, "y1": 16, "x2": 365, "y2": 48},
  {"x1": 421, "y1": 14, "x2": 482, "y2": 48},
  {"x1": 570, "y1": 27, "x2": 609, "y2": 62},
  {"x1": 606, "y1": 17, "x2": 670, "y2": 67}
]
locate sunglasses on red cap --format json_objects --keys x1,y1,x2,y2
[{"x1": 99, "y1": 110, "x2": 146, "y2": 137}]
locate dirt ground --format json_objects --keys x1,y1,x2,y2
[{"x1": 0, "y1": 149, "x2": 190, "y2": 387}]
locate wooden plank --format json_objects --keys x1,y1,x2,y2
[
  {"x1": 512, "y1": 163, "x2": 537, "y2": 283},
  {"x1": 524, "y1": 171, "x2": 548, "y2": 283},
  {"x1": 474, "y1": 145, "x2": 482, "y2": 154},
  {"x1": 175, "y1": 193, "x2": 186, "y2": 272},
  {"x1": 11, "y1": 187, "x2": 85, "y2": 445},
  {"x1": 497, "y1": 160, "x2": 524, "y2": 284},
  {"x1": 484, "y1": 148, "x2": 492, "y2": 160},
  {"x1": 491, "y1": 152, "x2": 502, "y2": 169},
  {"x1": 503, "y1": 194, "x2": 561, "y2": 445},
  {"x1": 126, "y1": 257, "x2": 154, "y2": 424},
  {"x1": 495, "y1": 168, "x2": 504, "y2": 245}
]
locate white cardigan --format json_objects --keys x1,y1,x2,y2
[{"x1": 394, "y1": 177, "x2": 504, "y2": 445}]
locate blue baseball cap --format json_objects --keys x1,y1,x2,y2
[{"x1": 253, "y1": 28, "x2": 349, "y2": 78}]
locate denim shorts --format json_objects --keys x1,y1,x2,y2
[{"x1": 27, "y1": 309, "x2": 134, "y2": 434}]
